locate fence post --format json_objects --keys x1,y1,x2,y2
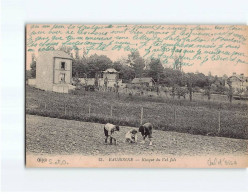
[
  {"x1": 110, "y1": 105, "x2": 113, "y2": 117},
  {"x1": 44, "y1": 102, "x2": 47, "y2": 109},
  {"x1": 218, "y1": 111, "x2": 221, "y2": 134},
  {"x1": 88, "y1": 104, "x2": 91, "y2": 116},
  {"x1": 140, "y1": 107, "x2": 143, "y2": 125},
  {"x1": 64, "y1": 103, "x2": 67, "y2": 115},
  {"x1": 174, "y1": 107, "x2": 176, "y2": 125}
]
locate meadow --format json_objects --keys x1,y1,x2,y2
[
  {"x1": 26, "y1": 85, "x2": 248, "y2": 139},
  {"x1": 26, "y1": 115, "x2": 248, "y2": 156}
]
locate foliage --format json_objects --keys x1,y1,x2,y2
[
  {"x1": 85, "y1": 85, "x2": 95, "y2": 91},
  {"x1": 175, "y1": 86, "x2": 188, "y2": 99},
  {"x1": 226, "y1": 79, "x2": 234, "y2": 103},
  {"x1": 236, "y1": 88, "x2": 245, "y2": 97},
  {"x1": 68, "y1": 51, "x2": 237, "y2": 97},
  {"x1": 127, "y1": 51, "x2": 145, "y2": 78},
  {"x1": 26, "y1": 70, "x2": 32, "y2": 81},
  {"x1": 112, "y1": 60, "x2": 135, "y2": 83},
  {"x1": 72, "y1": 57, "x2": 88, "y2": 77},
  {"x1": 87, "y1": 54, "x2": 113, "y2": 78},
  {"x1": 30, "y1": 61, "x2": 36, "y2": 78},
  {"x1": 72, "y1": 77, "x2": 81, "y2": 86},
  {"x1": 173, "y1": 55, "x2": 183, "y2": 71},
  {"x1": 146, "y1": 58, "x2": 164, "y2": 83}
]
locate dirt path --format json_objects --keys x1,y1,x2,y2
[{"x1": 26, "y1": 115, "x2": 248, "y2": 156}]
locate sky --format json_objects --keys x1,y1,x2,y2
[{"x1": 26, "y1": 24, "x2": 248, "y2": 77}]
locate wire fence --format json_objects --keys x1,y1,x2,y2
[{"x1": 26, "y1": 98, "x2": 248, "y2": 139}]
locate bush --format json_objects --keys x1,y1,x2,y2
[
  {"x1": 175, "y1": 87, "x2": 188, "y2": 99},
  {"x1": 193, "y1": 86, "x2": 201, "y2": 93}
]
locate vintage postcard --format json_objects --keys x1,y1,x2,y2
[{"x1": 25, "y1": 24, "x2": 248, "y2": 168}]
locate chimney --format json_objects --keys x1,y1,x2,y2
[{"x1": 233, "y1": 72, "x2": 236, "y2": 76}]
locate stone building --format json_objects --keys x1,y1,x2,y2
[
  {"x1": 102, "y1": 68, "x2": 120, "y2": 87},
  {"x1": 227, "y1": 72, "x2": 248, "y2": 92},
  {"x1": 131, "y1": 77, "x2": 155, "y2": 87},
  {"x1": 36, "y1": 51, "x2": 75, "y2": 93}
]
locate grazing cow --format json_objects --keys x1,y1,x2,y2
[
  {"x1": 104, "y1": 123, "x2": 120, "y2": 145},
  {"x1": 139, "y1": 123, "x2": 153, "y2": 145},
  {"x1": 125, "y1": 129, "x2": 138, "y2": 143}
]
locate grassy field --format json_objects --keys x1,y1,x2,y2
[
  {"x1": 26, "y1": 115, "x2": 248, "y2": 156},
  {"x1": 26, "y1": 85, "x2": 248, "y2": 139}
]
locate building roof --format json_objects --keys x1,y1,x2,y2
[
  {"x1": 102, "y1": 68, "x2": 118, "y2": 73},
  {"x1": 38, "y1": 51, "x2": 73, "y2": 59},
  {"x1": 228, "y1": 75, "x2": 244, "y2": 82},
  {"x1": 132, "y1": 77, "x2": 155, "y2": 84}
]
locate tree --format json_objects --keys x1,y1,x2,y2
[
  {"x1": 87, "y1": 54, "x2": 112, "y2": 78},
  {"x1": 83, "y1": 73, "x2": 88, "y2": 87},
  {"x1": 112, "y1": 60, "x2": 135, "y2": 83},
  {"x1": 104, "y1": 77, "x2": 108, "y2": 91},
  {"x1": 114, "y1": 74, "x2": 120, "y2": 98},
  {"x1": 203, "y1": 86, "x2": 211, "y2": 100},
  {"x1": 30, "y1": 61, "x2": 36, "y2": 78},
  {"x1": 75, "y1": 46, "x2": 80, "y2": 59},
  {"x1": 194, "y1": 73, "x2": 207, "y2": 88},
  {"x1": 146, "y1": 58, "x2": 164, "y2": 95},
  {"x1": 173, "y1": 55, "x2": 183, "y2": 71},
  {"x1": 162, "y1": 68, "x2": 186, "y2": 87},
  {"x1": 205, "y1": 76, "x2": 215, "y2": 100},
  {"x1": 94, "y1": 71, "x2": 100, "y2": 89},
  {"x1": 222, "y1": 74, "x2": 228, "y2": 86},
  {"x1": 112, "y1": 61, "x2": 123, "y2": 72},
  {"x1": 72, "y1": 57, "x2": 88, "y2": 77},
  {"x1": 30, "y1": 53, "x2": 36, "y2": 78},
  {"x1": 171, "y1": 84, "x2": 177, "y2": 99},
  {"x1": 214, "y1": 82, "x2": 228, "y2": 94},
  {"x1": 227, "y1": 79, "x2": 233, "y2": 103},
  {"x1": 26, "y1": 70, "x2": 32, "y2": 82},
  {"x1": 72, "y1": 74, "x2": 81, "y2": 89},
  {"x1": 236, "y1": 88, "x2": 244, "y2": 99},
  {"x1": 127, "y1": 51, "x2": 145, "y2": 78},
  {"x1": 147, "y1": 58, "x2": 164, "y2": 83},
  {"x1": 185, "y1": 73, "x2": 196, "y2": 101},
  {"x1": 175, "y1": 86, "x2": 188, "y2": 99}
]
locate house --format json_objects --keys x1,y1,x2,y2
[
  {"x1": 36, "y1": 51, "x2": 75, "y2": 93},
  {"x1": 102, "y1": 68, "x2": 121, "y2": 87},
  {"x1": 227, "y1": 72, "x2": 248, "y2": 92},
  {"x1": 131, "y1": 77, "x2": 155, "y2": 87},
  {"x1": 78, "y1": 68, "x2": 122, "y2": 88}
]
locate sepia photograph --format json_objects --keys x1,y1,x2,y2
[{"x1": 25, "y1": 24, "x2": 248, "y2": 168}]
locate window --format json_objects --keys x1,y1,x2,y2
[{"x1": 61, "y1": 62, "x2": 66, "y2": 70}]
